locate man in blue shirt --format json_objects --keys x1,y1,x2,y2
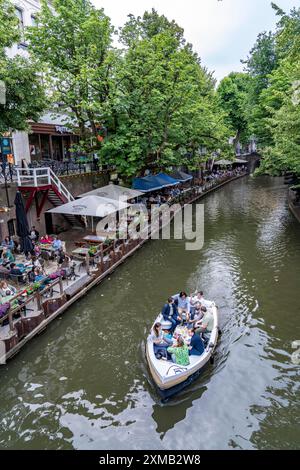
[
  {"x1": 172, "y1": 292, "x2": 191, "y2": 323},
  {"x1": 52, "y1": 237, "x2": 62, "y2": 253},
  {"x1": 161, "y1": 297, "x2": 181, "y2": 331},
  {"x1": 189, "y1": 328, "x2": 205, "y2": 356}
]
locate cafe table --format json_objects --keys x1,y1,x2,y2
[
  {"x1": 72, "y1": 247, "x2": 91, "y2": 257},
  {"x1": 83, "y1": 235, "x2": 106, "y2": 243}
]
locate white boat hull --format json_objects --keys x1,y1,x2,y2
[{"x1": 146, "y1": 304, "x2": 219, "y2": 398}]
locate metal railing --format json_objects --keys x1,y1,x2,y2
[{"x1": 16, "y1": 167, "x2": 74, "y2": 203}]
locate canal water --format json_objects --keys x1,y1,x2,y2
[{"x1": 0, "y1": 176, "x2": 299, "y2": 450}]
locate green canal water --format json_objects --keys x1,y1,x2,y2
[{"x1": 0, "y1": 176, "x2": 299, "y2": 450}]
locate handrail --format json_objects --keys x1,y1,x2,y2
[
  {"x1": 16, "y1": 167, "x2": 74, "y2": 203},
  {"x1": 0, "y1": 278, "x2": 63, "y2": 332}
]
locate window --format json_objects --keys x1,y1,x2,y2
[
  {"x1": 15, "y1": 7, "x2": 26, "y2": 46},
  {"x1": 31, "y1": 15, "x2": 37, "y2": 26}
]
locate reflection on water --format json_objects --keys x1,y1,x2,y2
[{"x1": 0, "y1": 176, "x2": 299, "y2": 450}]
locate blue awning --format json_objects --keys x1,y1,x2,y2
[
  {"x1": 155, "y1": 173, "x2": 181, "y2": 186},
  {"x1": 132, "y1": 173, "x2": 180, "y2": 193},
  {"x1": 169, "y1": 170, "x2": 193, "y2": 182}
]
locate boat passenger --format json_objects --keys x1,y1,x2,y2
[
  {"x1": 149, "y1": 322, "x2": 173, "y2": 359},
  {"x1": 167, "y1": 337, "x2": 190, "y2": 366},
  {"x1": 172, "y1": 292, "x2": 191, "y2": 322},
  {"x1": 189, "y1": 328, "x2": 205, "y2": 356},
  {"x1": 195, "y1": 306, "x2": 214, "y2": 341},
  {"x1": 162, "y1": 297, "x2": 181, "y2": 331},
  {"x1": 193, "y1": 291, "x2": 213, "y2": 309},
  {"x1": 189, "y1": 303, "x2": 203, "y2": 326}
]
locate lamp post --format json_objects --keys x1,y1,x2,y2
[{"x1": 1, "y1": 156, "x2": 11, "y2": 208}]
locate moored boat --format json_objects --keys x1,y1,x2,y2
[{"x1": 146, "y1": 301, "x2": 219, "y2": 399}]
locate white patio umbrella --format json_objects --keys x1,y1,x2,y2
[
  {"x1": 78, "y1": 183, "x2": 143, "y2": 201},
  {"x1": 48, "y1": 195, "x2": 131, "y2": 232},
  {"x1": 214, "y1": 159, "x2": 234, "y2": 166}
]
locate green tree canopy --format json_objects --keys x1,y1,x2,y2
[
  {"x1": 27, "y1": 0, "x2": 117, "y2": 153},
  {"x1": 101, "y1": 10, "x2": 230, "y2": 177},
  {"x1": 217, "y1": 72, "x2": 252, "y2": 149},
  {"x1": 0, "y1": 0, "x2": 46, "y2": 134}
]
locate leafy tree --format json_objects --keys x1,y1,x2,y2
[
  {"x1": 0, "y1": 0, "x2": 20, "y2": 56},
  {"x1": 217, "y1": 72, "x2": 252, "y2": 151},
  {"x1": 257, "y1": 5, "x2": 300, "y2": 174},
  {"x1": 0, "y1": 0, "x2": 46, "y2": 134},
  {"x1": 101, "y1": 10, "x2": 230, "y2": 177},
  {"x1": 27, "y1": 0, "x2": 117, "y2": 154},
  {"x1": 242, "y1": 31, "x2": 277, "y2": 95}
]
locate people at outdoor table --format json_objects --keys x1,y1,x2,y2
[
  {"x1": 30, "y1": 226, "x2": 40, "y2": 242},
  {"x1": 0, "y1": 280, "x2": 17, "y2": 299},
  {"x1": 40, "y1": 234, "x2": 54, "y2": 244},
  {"x1": 1, "y1": 236, "x2": 15, "y2": 251},
  {"x1": 9, "y1": 263, "x2": 26, "y2": 282},
  {"x1": 33, "y1": 267, "x2": 44, "y2": 282},
  {"x1": 0, "y1": 248, "x2": 15, "y2": 266},
  {"x1": 31, "y1": 256, "x2": 42, "y2": 269},
  {"x1": 52, "y1": 237, "x2": 62, "y2": 253},
  {"x1": 162, "y1": 297, "x2": 182, "y2": 331}
]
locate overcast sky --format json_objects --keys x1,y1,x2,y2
[{"x1": 92, "y1": 0, "x2": 297, "y2": 81}]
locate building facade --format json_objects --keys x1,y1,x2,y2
[{"x1": 9, "y1": 0, "x2": 77, "y2": 165}]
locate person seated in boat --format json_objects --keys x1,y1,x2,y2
[
  {"x1": 188, "y1": 328, "x2": 205, "y2": 356},
  {"x1": 195, "y1": 306, "x2": 214, "y2": 342},
  {"x1": 167, "y1": 337, "x2": 190, "y2": 366},
  {"x1": 162, "y1": 297, "x2": 181, "y2": 331},
  {"x1": 189, "y1": 302, "x2": 203, "y2": 326},
  {"x1": 0, "y1": 280, "x2": 17, "y2": 299},
  {"x1": 163, "y1": 329, "x2": 173, "y2": 342},
  {"x1": 172, "y1": 292, "x2": 191, "y2": 323},
  {"x1": 149, "y1": 322, "x2": 173, "y2": 359},
  {"x1": 192, "y1": 291, "x2": 212, "y2": 309}
]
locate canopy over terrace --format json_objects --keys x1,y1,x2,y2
[
  {"x1": 47, "y1": 195, "x2": 131, "y2": 234},
  {"x1": 78, "y1": 183, "x2": 143, "y2": 201},
  {"x1": 132, "y1": 173, "x2": 180, "y2": 193},
  {"x1": 214, "y1": 158, "x2": 248, "y2": 166},
  {"x1": 169, "y1": 170, "x2": 193, "y2": 182},
  {"x1": 214, "y1": 159, "x2": 234, "y2": 166}
]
